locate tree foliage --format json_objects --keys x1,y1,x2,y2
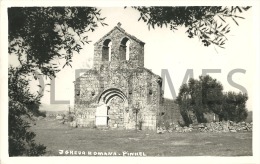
[
  {"x1": 8, "y1": 7, "x2": 106, "y2": 156},
  {"x1": 220, "y1": 92, "x2": 248, "y2": 122},
  {"x1": 176, "y1": 75, "x2": 248, "y2": 125},
  {"x1": 9, "y1": 7, "x2": 106, "y2": 76},
  {"x1": 8, "y1": 67, "x2": 46, "y2": 156},
  {"x1": 176, "y1": 75, "x2": 223, "y2": 124},
  {"x1": 133, "y1": 6, "x2": 251, "y2": 48}
]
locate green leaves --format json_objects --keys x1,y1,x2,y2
[
  {"x1": 9, "y1": 7, "x2": 106, "y2": 77},
  {"x1": 133, "y1": 6, "x2": 250, "y2": 48},
  {"x1": 221, "y1": 92, "x2": 248, "y2": 122},
  {"x1": 176, "y1": 75, "x2": 248, "y2": 125},
  {"x1": 8, "y1": 68, "x2": 46, "y2": 156}
]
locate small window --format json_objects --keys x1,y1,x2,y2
[
  {"x1": 119, "y1": 37, "x2": 130, "y2": 60},
  {"x1": 126, "y1": 40, "x2": 130, "y2": 60},
  {"x1": 102, "y1": 39, "x2": 112, "y2": 61},
  {"x1": 108, "y1": 42, "x2": 112, "y2": 61},
  {"x1": 160, "y1": 112, "x2": 165, "y2": 116}
]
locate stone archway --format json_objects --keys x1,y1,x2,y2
[{"x1": 97, "y1": 88, "x2": 128, "y2": 128}]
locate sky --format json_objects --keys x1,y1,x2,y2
[{"x1": 8, "y1": 7, "x2": 256, "y2": 111}]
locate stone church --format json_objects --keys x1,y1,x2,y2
[{"x1": 74, "y1": 23, "x2": 165, "y2": 130}]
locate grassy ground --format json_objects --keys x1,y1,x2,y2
[{"x1": 31, "y1": 118, "x2": 252, "y2": 156}]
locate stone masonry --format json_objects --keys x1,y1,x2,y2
[{"x1": 74, "y1": 23, "x2": 164, "y2": 130}]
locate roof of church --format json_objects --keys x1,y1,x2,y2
[{"x1": 94, "y1": 22, "x2": 145, "y2": 45}]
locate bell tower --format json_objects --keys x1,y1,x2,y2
[{"x1": 93, "y1": 23, "x2": 145, "y2": 70}]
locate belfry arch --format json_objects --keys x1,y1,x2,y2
[
  {"x1": 102, "y1": 39, "x2": 112, "y2": 61},
  {"x1": 119, "y1": 37, "x2": 130, "y2": 60}
]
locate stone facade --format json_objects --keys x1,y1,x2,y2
[
  {"x1": 159, "y1": 98, "x2": 184, "y2": 125},
  {"x1": 74, "y1": 23, "x2": 164, "y2": 130}
]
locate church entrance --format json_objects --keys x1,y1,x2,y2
[
  {"x1": 96, "y1": 88, "x2": 128, "y2": 129},
  {"x1": 107, "y1": 96, "x2": 125, "y2": 128},
  {"x1": 95, "y1": 102, "x2": 108, "y2": 126}
]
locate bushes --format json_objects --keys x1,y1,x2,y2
[
  {"x1": 220, "y1": 92, "x2": 248, "y2": 122},
  {"x1": 9, "y1": 100, "x2": 46, "y2": 156},
  {"x1": 180, "y1": 111, "x2": 192, "y2": 126},
  {"x1": 176, "y1": 75, "x2": 248, "y2": 125},
  {"x1": 9, "y1": 67, "x2": 47, "y2": 156}
]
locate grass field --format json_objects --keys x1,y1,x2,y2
[{"x1": 31, "y1": 118, "x2": 252, "y2": 156}]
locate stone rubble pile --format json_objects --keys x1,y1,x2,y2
[
  {"x1": 50, "y1": 112, "x2": 77, "y2": 126},
  {"x1": 157, "y1": 121, "x2": 253, "y2": 134},
  {"x1": 50, "y1": 112, "x2": 253, "y2": 133},
  {"x1": 157, "y1": 124, "x2": 193, "y2": 134},
  {"x1": 46, "y1": 111, "x2": 70, "y2": 118},
  {"x1": 197, "y1": 121, "x2": 253, "y2": 133}
]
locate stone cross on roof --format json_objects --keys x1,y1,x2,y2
[{"x1": 94, "y1": 22, "x2": 145, "y2": 46}]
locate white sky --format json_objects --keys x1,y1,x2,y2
[{"x1": 9, "y1": 7, "x2": 255, "y2": 110}]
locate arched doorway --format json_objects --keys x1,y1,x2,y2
[{"x1": 96, "y1": 88, "x2": 128, "y2": 128}]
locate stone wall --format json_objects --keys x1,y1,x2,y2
[
  {"x1": 157, "y1": 121, "x2": 253, "y2": 133},
  {"x1": 74, "y1": 24, "x2": 164, "y2": 130},
  {"x1": 74, "y1": 67, "x2": 162, "y2": 130},
  {"x1": 93, "y1": 26, "x2": 144, "y2": 70},
  {"x1": 75, "y1": 106, "x2": 96, "y2": 127},
  {"x1": 158, "y1": 98, "x2": 184, "y2": 125}
]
